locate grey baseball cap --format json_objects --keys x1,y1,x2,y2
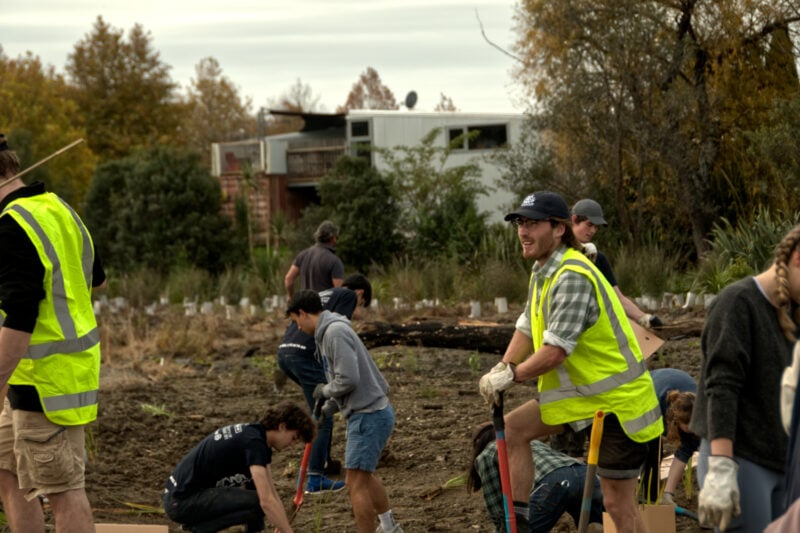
[
  {"x1": 504, "y1": 191, "x2": 570, "y2": 221},
  {"x1": 571, "y1": 199, "x2": 607, "y2": 226}
]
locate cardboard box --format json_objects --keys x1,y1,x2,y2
[
  {"x1": 629, "y1": 318, "x2": 665, "y2": 360},
  {"x1": 602, "y1": 504, "x2": 676, "y2": 533},
  {"x1": 95, "y1": 524, "x2": 168, "y2": 533}
]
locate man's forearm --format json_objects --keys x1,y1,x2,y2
[
  {"x1": 0, "y1": 327, "x2": 30, "y2": 388},
  {"x1": 502, "y1": 329, "x2": 533, "y2": 366},
  {"x1": 515, "y1": 344, "x2": 567, "y2": 382}
]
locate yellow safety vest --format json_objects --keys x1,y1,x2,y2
[
  {"x1": 531, "y1": 248, "x2": 662, "y2": 443},
  {"x1": 1, "y1": 193, "x2": 100, "y2": 426}
]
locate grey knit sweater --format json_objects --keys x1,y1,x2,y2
[{"x1": 689, "y1": 277, "x2": 793, "y2": 472}]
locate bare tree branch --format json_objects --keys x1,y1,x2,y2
[{"x1": 475, "y1": 9, "x2": 525, "y2": 65}]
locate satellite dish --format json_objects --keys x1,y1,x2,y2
[{"x1": 404, "y1": 91, "x2": 418, "y2": 110}]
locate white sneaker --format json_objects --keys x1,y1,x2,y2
[{"x1": 374, "y1": 525, "x2": 403, "y2": 533}]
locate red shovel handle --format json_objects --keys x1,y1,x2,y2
[
  {"x1": 493, "y1": 392, "x2": 517, "y2": 533},
  {"x1": 292, "y1": 442, "x2": 313, "y2": 509}
]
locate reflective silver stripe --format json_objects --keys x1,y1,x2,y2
[
  {"x1": 623, "y1": 404, "x2": 663, "y2": 435},
  {"x1": 561, "y1": 258, "x2": 639, "y2": 367},
  {"x1": 6, "y1": 205, "x2": 77, "y2": 338},
  {"x1": 25, "y1": 328, "x2": 100, "y2": 360},
  {"x1": 42, "y1": 389, "x2": 98, "y2": 412},
  {"x1": 540, "y1": 257, "x2": 642, "y2": 398},
  {"x1": 540, "y1": 359, "x2": 647, "y2": 402},
  {"x1": 56, "y1": 196, "x2": 93, "y2": 288}
]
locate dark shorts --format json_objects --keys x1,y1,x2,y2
[{"x1": 596, "y1": 414, "x2": 652, "y2": 479}]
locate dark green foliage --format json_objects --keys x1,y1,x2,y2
[
  {"x1": 377, "y1": 128, "x2": 488, "y2": 263},
  {"x1": 84, "y1": 146, "x2": 242, "y2": 274},
  {"x1": 316, "y1": 156, "x2": 403, "y2": 272}
]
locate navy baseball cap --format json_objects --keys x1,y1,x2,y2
[{"x1": 504, "y1": 191, "x2": 570, "y2": 222}]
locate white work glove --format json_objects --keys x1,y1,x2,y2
[
  {"x1": 698, "y1": 456, "x2": 740, "y2": 531},
  {"x1": 780, "y1": 342, "x2": 800, "y2": 434},
  {"x1": 638, "y1": 313, "x2": 664, "y2": 328},
  {"x1": 660, "y1": 491, "x2": 675, "y2": 506},
  {"x1": 479, "y1": 362, "x2": 516, "y2": 406},
  {"x1": 583, "y1": 242, "x2": 598, "y2": 262}
]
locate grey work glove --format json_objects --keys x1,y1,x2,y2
[
  {"x1": 698, "y1": 456, "x2": 740, "y2": 531},
  {"x1": 478, "y1": 362, "x2": 516, "y2": 406},
  {"x1": 312, "y1": 383, "x2": 327, "y2": 401},
  {"x1": 320, "y1": 399, "x2": 338, "y2": 419}
]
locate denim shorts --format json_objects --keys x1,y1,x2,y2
[{"x1": 345, "y1": 404, "x2": 395, "y2": 472}]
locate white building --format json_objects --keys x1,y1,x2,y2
[{"x1": 211, "y1": 109, "x2": 526, "y2": 231}]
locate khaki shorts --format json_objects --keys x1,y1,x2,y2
[{"x1": 0, "y1": 398, "x2": 86, "y2": 500}]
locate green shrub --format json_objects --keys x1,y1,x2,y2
[
  {"x1": 105, "y1": 267, "x2": 165, "y2": 307},
  {"x1": 690, "y1": 207, "x2": 799, "y2": 292},
  {"x1": 84, "y1": 146, "x2": 241, "y2": 274},
  {"x1": 610, "y1": 243, "x2": 680, "y2": 297},
  {"x1": 164, "y1": 266, "x2": 215, "y2": 303},
  {"x1": 706, "y1": 207, "x2": 799, "y2": 273}
]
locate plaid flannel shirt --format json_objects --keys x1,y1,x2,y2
[{"x1": 475, "y1": 440, "x2": 581, "y2": 532}]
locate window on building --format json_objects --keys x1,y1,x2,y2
[
  {"x1": 448, "y1": 124, "x2": 508, "y2": 151},
  {"x1": 351, "y1": 121, "x2": 370, "y2": 137},
  {"x1": 349, "y1": 119, "x2": 372, "y2": 164}
]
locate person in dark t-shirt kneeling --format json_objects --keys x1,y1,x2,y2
[{"x1": 163, "y1": 401, "x2": 315, "y2": 533}]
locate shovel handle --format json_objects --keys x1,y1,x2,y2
[{"x1": 577, "y1": 410, "x2": 605, "y2": 533}]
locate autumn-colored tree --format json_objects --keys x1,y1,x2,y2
[
  {"x1": 338, "y1": 67, "x2": 398, "y2": 112},
  {"x1": 66, "y1": 16, "x2": 182, "y2": 161},
  {"x1": 182, "y1": 57, "x2": 255, "y2": 165},
  {"x1": 512, "y1": 0, "x2": 800, "y2": 258},
  {"x1": 0, "y1": 48, "x2": 95, "y2": 208},
  {"x1": 433, "y1": 93, "x2": 458, "y2": 112},
  {"x1": 265, "y1": 78, "x2": 323, "y2": 134}
]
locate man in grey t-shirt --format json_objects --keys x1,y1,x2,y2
[{"x1": 284, "y1": 220, "x2": 344, "y2": 300}]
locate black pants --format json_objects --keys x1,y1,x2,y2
[{"x1": 163, "y1": 488, "x2": 264, "y2": 533}]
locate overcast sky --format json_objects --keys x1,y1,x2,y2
[{"x1": 2, "y1": 1, "x2": 524, "y2": 114}]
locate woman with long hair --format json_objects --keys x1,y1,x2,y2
[{"x1": 690, "y1": 224, "x2": 800, "y2": 531}]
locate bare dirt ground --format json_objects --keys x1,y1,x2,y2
[{"x1": 72, "y1": 303, "x2": 706, "y2": 533}]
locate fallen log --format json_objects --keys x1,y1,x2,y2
[
  {"x1": 357, "y1": 319, "x2": 515, "y2": 354},
  {"x1": 354, "y1": 315, "x2": 703, "y2": 355}
]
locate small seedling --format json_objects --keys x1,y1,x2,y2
[
  {"x1": 468, "y1": 352, "x2": 480, "y2": 376},
  {"x1": 402, "y1": 351, "x2": 419, "y2": 375},
  {"x1": 140, "y1": 403, "x2": 174, "y2": 418},
  {"x1": 419, "y1": 386, "x2": 438, "y2": 399},
  {"x1": 683, "y1": 455, "x2": 694, "y2": 499},
  {"x1": 251, "y1": 355, "x2": 279, "y2": 380}
]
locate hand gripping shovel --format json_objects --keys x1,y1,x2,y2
[
  {"x1": 577, "y1": 410, "x2": 605, "y2": 533},
  {"x1": 278, "y1": 398, "x2": 324, "y2": 532},
  {"x1": 492, "y1": 391, "x2": 517, "y2": 533}
]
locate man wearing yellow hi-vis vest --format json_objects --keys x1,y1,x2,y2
[
  {"x1": 0, "y1": 134, "x2": 105, "y2": 532},
  {"x1": 480, "y1": 191, "x2": 663, "y2": 533}
]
